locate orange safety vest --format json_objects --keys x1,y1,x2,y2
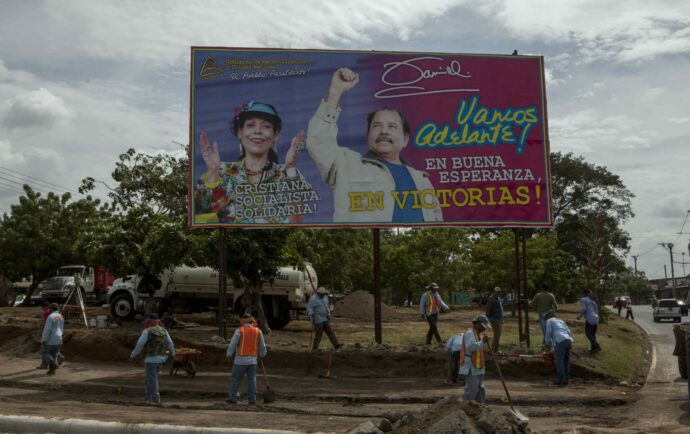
[
  {"x1": 459, "y1": 329, "x2": 485, "y2": 369},
  {"x1": 237, "y1": 325, "x2": 261, "y2": 357},
  {"x1": 426, "y1": 291, "x2": 438, "y2": 313}
]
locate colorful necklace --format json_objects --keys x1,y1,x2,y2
[{"x1": 244, "y1": 166, "x2": 263, "y2": 176}]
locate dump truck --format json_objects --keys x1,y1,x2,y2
[
  {"x1": 40, "y1": 265, "x2": 115, "y2": 304},
  {"x1": 106, "y1": 264, "x2": 318, "y2": 330},
  {"x1": 672, "y1": 322, "x2": 690, "y2": 399}
]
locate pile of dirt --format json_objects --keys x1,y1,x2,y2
[
  {"x1": 333, "y1": 290, "x2": 403, "y2": 321},
  {"x1": 391, "y1": 395, "x2": 531, "y2": 433}
]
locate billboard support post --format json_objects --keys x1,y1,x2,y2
[
  {"x1": 373, "y1": 228, "x2": 382, "y2": 344},
  {"x1": 218, "y1": 228, "x2": 227, "y2": 340}
]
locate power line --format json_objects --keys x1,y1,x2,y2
[
  {"x1": 677, "y1": 210, "x2": 690, "y2": 235},
  {"x1": 633, "y1": 243, "x2": 659, "y2": 257},
  {"x1": 0, "y1": 166, "x2": 82, "y2": 195},
  {"x1": 0, "y1": 182, "x2": 24, "y2": 195}
]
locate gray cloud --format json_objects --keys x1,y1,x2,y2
[{"x1": 1, "y1": 88, "x2": 74, "y2": 130}]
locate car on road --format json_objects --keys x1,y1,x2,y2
[
  {"x1": 653, "y1": 298, "x2": 682, "y2": 322},
  {"x1": 678, "y1": 300, "x2": 689, "y2": 316}
]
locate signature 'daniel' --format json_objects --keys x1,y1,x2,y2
[{"x1": 375, "y1": 56, "x2": 477, "y2": 99}]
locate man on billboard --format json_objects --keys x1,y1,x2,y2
[{"x1": 307, "y1": 67, "x2": 442, "y2": 223}]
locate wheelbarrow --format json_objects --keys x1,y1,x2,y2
[{"x1": 169, "y1": 347, "x2": 202, "y2": 378}]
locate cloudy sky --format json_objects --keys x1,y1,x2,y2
[{"x1": 1, "y1": 0, "x2": 689, "y2": 280}]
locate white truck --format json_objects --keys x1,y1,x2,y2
[
  {"x1": 106, "y1": 264, "x2": 318, "y2": 329},
  {"x1": 41, "y1": 265, "x2": 115, "y2": 304}
]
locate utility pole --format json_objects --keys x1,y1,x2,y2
[
  {"x1": 632, "y1": 255, "x2": 638, "y2": 276},
  {"x1": 660, "y1": 242, "x2": 676, "y2": 298}
]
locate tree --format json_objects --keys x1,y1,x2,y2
[
  {"x1": 470, "y1": 231, "x2": 582, "y2": 302},
  {"x1": 551, "y1": 152, "x2": 634, "y2": 294},
  {"x1": 80, "y1": 147, "x2": 294, "y2": 332},
  {"x1": 382, "y1": 228, "x2": 473, "y2": 305},
  {"x1": 0, "y1": 185, "x2": 104, "y2": 303}
]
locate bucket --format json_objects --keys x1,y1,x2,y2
[
  {"x1": 88, "y1": 318, "x2": 97, "y2": 327},
  {"x1": 96, "y1": 315, "x2": 108, "y2": 328},
  {"x1": 543, "y1": 351, "x2": 554, "y2": 367}
]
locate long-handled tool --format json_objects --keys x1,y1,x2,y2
[
  {"x1": 486, "y1": 337, "x2": 529, "y2": 422},
  {"x1": 318, "y1": 349, "x2": 335, "y2": 379},
  {"x1": 306, "y1": 323, "x2": 315, "y2": 373},
  {"x1": 260, "y1": 359, "x2": 275, "y2": 404}
]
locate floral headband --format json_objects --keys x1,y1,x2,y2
[{"x1": 233, "y1": 100, "x2": 280, "y2": 119}]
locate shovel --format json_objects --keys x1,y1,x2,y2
[
  {"x1": 306, "y1": 323, "x2": 314, "y2": 373},
  {"x1": 486, "y1": 337, "x2": 529, "y2": 423},
  {"x1": 318, "y1": 349, "x2": 335, "y2": 379},
  {"x1": 259, "y1": 359, "x2": 275, "y2": 404}
]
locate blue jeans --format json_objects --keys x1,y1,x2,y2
[
  {"x1": 43, "y1": 344, "x2": 61, "y2": 369},
  {"x1": 585, "y1": 322, "x2": 601, "y2": 351},
  {"x1": 229, "y1": 364, "x2": 257, "y2": 403},
  {"x1": 448, "y1": 351, "x2": 460, "y2": 383},
  {"x1": 462, "y1": 374, "x2": 485, "y2": 403},
  {"x1": 554, "y1": 339, "x2": 572, "y2": 383},
  {"x1": 145, "y1": 362, "x2": 162, "y2": 403}
]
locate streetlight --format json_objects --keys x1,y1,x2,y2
[{"x1": 660, "y1": 242, "x2": 676, "y2": 298}]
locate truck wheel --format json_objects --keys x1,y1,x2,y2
[
  {"x1": 110, "y1": 293, "x2": 135, "y2": 320},
  {"x1": 0, "y1": 286, "x2": 16, "y2": 307}
]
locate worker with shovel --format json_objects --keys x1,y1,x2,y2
[
  {"x1": 459, "y1": 315, "x2": 491, "y2": 403},
  {"x1": 226, "y1": 313, "x2": 267, "y2": 405},
  {"x1": 307, "y1": 287, "x2": 343, "y2": 350}
]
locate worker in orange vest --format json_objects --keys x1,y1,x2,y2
[
  {"x1": 459, "y1": 315, "x2": 491, "y2": 403},
  {"x1": 419, "y1": 282, "x2": 450, "y2": 345},
  {"x1": 226, "y1": 313, "x2": 267, "y2": 405}
]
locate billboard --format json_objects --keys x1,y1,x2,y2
[{"x1": 189, "y1": 47, "x2": 552, "y2": 229}]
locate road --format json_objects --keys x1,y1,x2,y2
[{"x1": 626, "y1": 304, "x2": 690, "y2": 432}]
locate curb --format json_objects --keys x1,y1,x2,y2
[{"x1": 0, "y1": 415, "x2": 303, "y2": 434}]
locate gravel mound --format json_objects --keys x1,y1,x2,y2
[{"x1": 333, "y1": 290, "x2": 403, "y2": 321}]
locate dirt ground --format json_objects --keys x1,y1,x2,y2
[{"x1": 0, "y1": 303, "x2": 665, "y2": 433}]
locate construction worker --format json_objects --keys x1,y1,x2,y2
[
  {"x1": 485, "y1": 286, "x2": 504, "y2": 352},
  {"x1": 226, "y1": 313, "x2": 267, "y2": 405},
  {"x1": 543, "y1": 309, "x2": 573, "y2": 386},
  {"x1": 528, "y1": 283, "x2": 558, "y2": 346},
  {"x1": 307, "y1": 287, "x2": 343, "y2": 350},
  {"x1": 460, "y1": 315, "x2": 491, "y2": 403},
  {"x1": 419, "y1": 282, "x2": 450, "y2": 345},
  {"x1": 41, "y1": 303, "x2": 64, "y2": 376},
  {"x1": 130, "y1": 313, "x2": 175, "y2": 404}
]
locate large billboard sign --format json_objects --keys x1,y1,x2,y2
[{"x1": 189, "y1": 48, "x2": 552, "y2": 229}]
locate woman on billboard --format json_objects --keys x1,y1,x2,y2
[{"x1": 195, "y1": 101, "x2": 308, "y2": 224}]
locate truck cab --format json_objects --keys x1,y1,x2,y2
[{"x1": 41, "y1": 265, "x2": 114, "y2": 303}]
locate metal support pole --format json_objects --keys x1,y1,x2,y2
[
  {"x1": 373, "y1": 228, "x2": 382, "y2": 344},
  {"x1": 669, "y1": 243, "x2": 676, "y2": 299},
  {"x1": 514, "y1": 230, "x2": 523, "y2": 346},
  {"x1": 218, "y1": 228, "x2": 227, "y2": 340},
  {"x1": 521, "y1": 230, "x2": 530, "y2": 348}
]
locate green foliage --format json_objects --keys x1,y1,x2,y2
[
  {"x1": 283, "y1": 229, "x2": 373, "y2": 293},
  {"x1": 0, "y1": 186, "x2": 104, "y2": 294},
  {"x1": 381, "y1": 228, "x2": 473, "y2": 304},
  {"x1": 602, "y1": 268, "x2": 653, "y2": 304},
  {"x1": 551, "y1": 152, "x2": 634, "y2": 289}
]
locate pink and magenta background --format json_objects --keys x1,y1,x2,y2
[{"x1": 189, "y1": 48, "x2": 551, "y2": 228}]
